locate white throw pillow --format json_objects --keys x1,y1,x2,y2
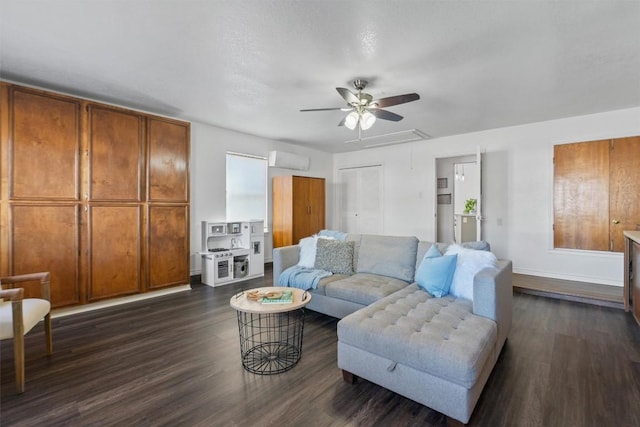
[
  {"x1": 297, "y1": 235, "x2": 318, "y2": 268},
  {"x1": 444, "y1": 244, "x2": 497, "y2": 301}
]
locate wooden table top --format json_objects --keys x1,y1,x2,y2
[{"x1": 229, "y1": 286, "x2": 311, "y2": 314}]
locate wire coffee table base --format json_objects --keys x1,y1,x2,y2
[{"x1": 235, "y1": 309, "x2": 305, "y2": 374}]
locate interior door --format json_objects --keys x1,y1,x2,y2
[
  {"x1": 339, "y1": 169, "x2": 359, "y2": 233},
  {"x1": 554, "y1": 140, "x2": 610, "y2": 250},
  {"x1": 339, "y1": 165, "x2": 382, "y2": 234},
  {"x1": 609, "y1": 136, "x2": 640, "y2": 252}
]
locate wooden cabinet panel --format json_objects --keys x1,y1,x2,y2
[
  {"x1": 9, "y1": 87, "x2": 80, "y2": 200},
  {"x1": 292, "y1": 176, "x2": 311, "y2": 244},
  {"x1": 87, "y1": 205, "x2": 141, "y2": 301},
  {"x1": 609, "y1": 137, "x2": 640, "y2": 252},
  {"x1": 272, "y1": 176, "x2": 325, "y2": 248},
  {"x1": 88, "y1": 105, "x2": 144, "y2": 201},
  {"x1": 148, "y1": 118, "x2": 189, "y2": 202},
  {"x1": 554, "y1": 140, "x2": 610, "y2": 250},
  {"x1": 555, "y1": 137, "x2": 640, "y2": 252},
  {"x1": 147, "y1": 205, "x2": 189, "y2": 289},
  {"x1": 305, "y1": 177, "x2": 325, "y2": 240},
  {"x1": 10, "y1": 204, "x2": 80, "y2": 307}
]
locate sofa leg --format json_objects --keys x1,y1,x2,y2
[
  {"x1": 446, "y1": 416, "x2": 466, "y2": 427},
  {"x1": 342, "y1": 370, "x2": 358, "y2": 384}
]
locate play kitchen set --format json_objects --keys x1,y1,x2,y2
[{"x1": 200, "y1": 220, "x2": 265, "y2": 286}]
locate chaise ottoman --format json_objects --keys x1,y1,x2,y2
[{"x1": 338, "y1": 284, "x2": 500, "y2": 425}]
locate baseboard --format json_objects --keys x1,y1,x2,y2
[
  {"x1": 513, "y1": 286, "x2": 625, "y2": 310},
  {"x1": 512, "y1": 268, "x2": 623, "y2": 287},
  {"x1": 51, "y1": 285, "x2": 192, "y2": 318}
]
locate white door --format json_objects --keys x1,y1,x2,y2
[{"x1": 339, "y1": 165, "x2": 383, "y2": 234}]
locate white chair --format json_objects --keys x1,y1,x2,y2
[{"x1": 0, "y1": 272, "x2": 53, "y2": 393}]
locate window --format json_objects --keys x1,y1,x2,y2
[{"x1": 226, "y1": 153, "x2": 267, "y2": 226}]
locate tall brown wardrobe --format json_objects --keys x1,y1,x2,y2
[
  {"x1": 0, "y1": 83, "x2": 190, "y2": 308},
  {"x1": 272, "y1": 175, "x2": 325, "y2": 248}
]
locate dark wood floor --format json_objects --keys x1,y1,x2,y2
[{"x1": 2, "y1": 268, "x2": 640, "y2": 427}]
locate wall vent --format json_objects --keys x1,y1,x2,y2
[{"x1": 344, "y1": 129, "x2": 431, "y2": 148}]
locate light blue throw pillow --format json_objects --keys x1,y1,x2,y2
[{"x1": 415, "y1": 245, "x2": 457, "y2": 298}]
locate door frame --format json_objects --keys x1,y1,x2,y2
[{"x1": 433, "y1": 147, "x2": 483, "y2": 243}]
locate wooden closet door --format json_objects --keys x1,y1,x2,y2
[
  {"x1": 147, "y1": 205, "x2": 189, "y2": 289},
  {"x1": 87, "y1": 205, "x2": 142, "y2": 301},
  {"x1": 307, "y1": 177, "x2": 326, "y2": 236},
  {"x1": 147, "y1": 117, "x2": 189, "y2": 202},
  {"x1": 609, "y1": 136, "x2": 640, "y2": 252},
  {"x1": 4, "y1": 86, "x2": 82, "y2": 307},
  {"x1": 10, "y1": 204, "x2": 80, "y2": 307},
  {"x1": 8, "y1": 87, "x2": 80, "y2": 200},
  {"x1": 272, "y1": 176, "x2": 293, "y2": 248},
  {"x1": 292, "y1": 176, "x2": 311, "y2": 244},
  {"x1": 554, "y1": 140, "x2": 610, "y2": 250},
  {"x1": 87, "y1": 105, "x2": 144, "y2": 201}
]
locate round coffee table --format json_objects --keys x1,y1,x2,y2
[{"x1": 230, "y1": 286, "x2": 311, "y2": 374}]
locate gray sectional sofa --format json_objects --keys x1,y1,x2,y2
[{"x1": 272, "y1": 233, "x2": 512, "y2": 425}]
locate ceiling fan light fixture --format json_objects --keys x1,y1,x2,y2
[
  {"x1": 344, "y1": 111, "x2": 359, "y2": 130},
  {"x1": 359, "y1": 111, "x2": 376, "y2": 130}
]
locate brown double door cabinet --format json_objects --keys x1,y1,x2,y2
[
  {"x1": 0, "y1": 83, "x2": 190, "y2": 308},
  {"x1": 272, "y1": 176, "x2": 326, "y2": 248}
]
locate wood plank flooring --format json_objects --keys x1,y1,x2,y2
[{"x1": 2, "y1": 267, "x2": 639, "y2": 426}]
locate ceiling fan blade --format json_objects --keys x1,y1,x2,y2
[
  {"x1": 336, "y1": 87, "x2": 360, "y2": 104},
  {"x1": 373, "y1": 93, "x2": 420, "y2": 108},
  {"x1": 300, "y1": 107, "x2": 343, "y2": 112},
  {"x1": 371, "y1": 109, "x2": 403, "y2": 122}
]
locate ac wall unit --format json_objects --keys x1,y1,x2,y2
[{"x1": 268, "y1": 151, "x2": 310, "y2": 171}]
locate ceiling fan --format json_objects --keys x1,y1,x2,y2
[{"x1": 300, "y1": 79, "x2": 420, "y2": 131}]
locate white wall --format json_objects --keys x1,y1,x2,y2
[
  {"x1": 190, "y1": 122, "x2": 334, "y2": 274},
  {"x1": 334, "y1": 107, "x2": 640, "y2": 286}
]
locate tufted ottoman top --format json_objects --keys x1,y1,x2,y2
[{"x1": 337, "y1": 284, "x2": 497, "y2": 389}]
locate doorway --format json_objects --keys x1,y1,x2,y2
[{"x1": 435, "y1": 152, "x2": 482, "y2": 243}]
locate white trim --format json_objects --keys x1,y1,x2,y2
[
  {"x1": 547, "y1": 247, "x2": 624, "y2": 259},
  {"x1": 226, "y1": 151, "x2": 267, "y2": 160},
  {"x1": 51, "y1": 285, "x2": 191, "y2": 318}
]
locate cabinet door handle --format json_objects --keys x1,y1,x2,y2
[{"x1": 612, "y1": 219, "x2": 620, "y2": 224}]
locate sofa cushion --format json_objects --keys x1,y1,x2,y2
[
  {"x1": 415, "y1": 245, "x2": 457, "y2": 298},
  {"x1": 312, "y1": 274, "x2": 351, "y2": 296},
  {"x1": 356, "y1": 235, "x2": 418, "y2": 282},
  {"x1": 325, "y1": 273, "x2": 408, "y2": 306},
  {"x1": 337, "y1": 284, "x2": 497, "y2": 389},
  {"x1": 315, "y1": 239, "x2": 355, "y2": 275}
]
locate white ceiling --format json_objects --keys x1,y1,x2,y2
[{"x1": 1, "y1": 1, "x2": 639, "y2": 153}]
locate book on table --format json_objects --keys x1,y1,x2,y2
[{"x1": 262, "y1": 290, "x2": 293, "y2": 304}]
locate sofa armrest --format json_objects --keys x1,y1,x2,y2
[
  {"x1": 272, "y1": 245, "x2": 301, "y2": 286},
  {"x1": 472, "y1": 260, "x2": 513, "y2": 354}
]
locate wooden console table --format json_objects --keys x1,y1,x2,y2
[{"x1": 623, "y1": 231, "x2": 640, "y2": 326}]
